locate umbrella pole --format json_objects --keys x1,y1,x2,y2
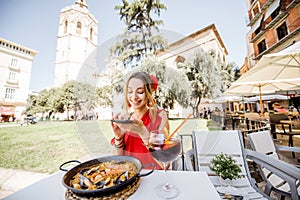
[
  {"x1": 242, "y1": 95, "x2": 245, "y2": 113},
  {"x1": 259, "y1": 85, "x2": 263, "y2": 116}
]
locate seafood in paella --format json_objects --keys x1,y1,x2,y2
[{"x1": 69, "y1": 160, "x2": 138, "y2": 190}]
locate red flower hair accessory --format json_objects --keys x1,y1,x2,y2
[{"x1": 150, "y1": 75, "x2": 158, "y2": 91}]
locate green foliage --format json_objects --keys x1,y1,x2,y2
[
  {"x1": 210, "y1": 153, "x2": 242, "y2": 180},
  {"x1": 26, "y1": 88, "x2": 63, "y2": 116},
  {"x1": 60, "y1": 81, "x2": 96, "y2": 120},
  {"x1": 183, "y1": 49, "x2": 235, "y2": 117},
  {"x1": 112, "y1": 0, "x2": 168, "y2": 67},
  {"x1": 26, "y1": 81, "x2": 99, "y2": 120},
  {"x1": 95, "y1": 85, "x2": 113, "y2": 107},
  {"x1": 233, "y1": 67, "x2": 241, "y2": 81}
]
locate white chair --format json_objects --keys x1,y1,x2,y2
[
  {"x1": 247, "y1": 130, "x2": 300, "y2": 199},
  {"x1": 185, "y1": 130, "x2": 269, "y2": 199}
]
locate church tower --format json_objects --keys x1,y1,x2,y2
[{"x1": 54, "y1": 0, "x2": 98, "y2": 87}]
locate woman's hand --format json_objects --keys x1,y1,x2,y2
[
  {"x1": 112, "y1": 116, "x2": 149, "y2": 145},
  {"x1": 111, "y1": 113, "x2": 127, "y2": 139}
]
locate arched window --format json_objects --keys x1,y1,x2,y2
[
  {"x1": 90, "y1": 28, "x2": 93, "y2": 40},
  {"x1": 76, "y1": 21, "x2": 82, "y2": 34},
  {"x1": 64, "y1": 21, "x2": 68, "y2": 34}
]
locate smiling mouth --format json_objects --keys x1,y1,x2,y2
[{"x1": 131, "y1": 100, "x2": 142, "y2": 105}]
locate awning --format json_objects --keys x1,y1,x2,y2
[
  {"x1": 264, "y1": 0, "x2": 280, "y2": 19},
  {"x1": 0, "y1": 106, "x2": 15, "y2": 116}
]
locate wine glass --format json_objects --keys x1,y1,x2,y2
[{"x1": 149, "y1": 130, "x2": 181, "y2": 199}]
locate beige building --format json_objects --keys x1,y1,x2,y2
[
  {"x1": 0, "y1": 38, "x2": 38, "y2": 122},
  {"x1": 157, "y1": 24, "x2": 228, "y2": 68},
  {"x1": 54, "y1": 0, "x2": 98, "y2": 87},
  {"x1": 156, "y1": 24, "x2": 229, "y2": 117}
]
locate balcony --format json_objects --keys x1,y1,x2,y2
[
  {"x1": 250, "y1": 0, "x2": 258, "y2": 7},
  {"x1": 6, "y1": 79, "x2": 19, "y2": 86},
  {"x1": 287, "y1": 0, "x2": 300, "y2": 9},
  {"x1": 264, "y1": 11, "x2": 289, "y2": 30},
  {"x1": 250, "y1": 29, "x2": 267, "y2": 43},
  {"x1": 8, "y1": 64, "x2": 20, "y2": 72},
  {"x1": 248, "y1": 12, "x2": 263, "y2": 26},
  {"x1": 261, "y1": 0, "x2": 276, "y2": 10}
]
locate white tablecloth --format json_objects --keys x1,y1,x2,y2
[{"x1": 3, "y1": 170, "x2": 220, "y2": 200}]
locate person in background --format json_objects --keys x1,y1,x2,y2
[
  {"x1": 110, "y1": 72, "x2": 169, "y2": 169},
  {"x1": 272, "y1": 102, "x2": 287, "y2": 113}
]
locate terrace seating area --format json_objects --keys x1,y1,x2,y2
[
  {"x1": 202, "y1": 112, "x2": 300, "y2": 199},
  {"x1": 183, "y1": 129, "x2": 300, "y2": 199}
]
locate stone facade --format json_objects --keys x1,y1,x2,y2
[{"x1": 0, "y1": 38, "x2": 37, "y2": 122}]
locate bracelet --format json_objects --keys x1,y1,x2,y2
[
  {"x1": 114, "y1": 141, "x2": 125, "y2": 149},
  {"x1": 115, "y1": 137, "x2": 123, "y2": 141},
  {"x1": 114, "y1": 137, "x2": 125, "y2": 149}
]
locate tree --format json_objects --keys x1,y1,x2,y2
[
  {"x1": 26, "y1": 94, "x2": 39, "y2": 115},
  {"x1": 184, "y1": 49, "x2": 234, "y2": 117},
  {"x1": 60, "y1": 81, "x2": 96, "y2": 120},
  {"x1": 26, "y1": 88, "x2": 61, "y2": 119},
  {"x1": 95, "y1": 85, "x2": 113, "y2": 107},
  {"x1": 111, "y1": 0, "x2": 168, "y2": 67}
]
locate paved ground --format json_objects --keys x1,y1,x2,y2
[{"x1": 0, "y1": 168, "x2": 49, "y2": 199}]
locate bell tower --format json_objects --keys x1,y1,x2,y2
[{"x1": 54, "y1": 0, "x2": 98, "y2": 87}]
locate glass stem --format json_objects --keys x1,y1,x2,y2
[{"x1": 163, "y1": 162, "x2": 170, "y2": 191}]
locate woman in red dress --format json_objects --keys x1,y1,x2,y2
[{"x1": 111, "y1": 72, "x2": 169, "y2": 169}]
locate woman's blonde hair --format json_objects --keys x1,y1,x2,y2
[{"x1": 124, "y1": 72, "x2": 157, "y2": 123}]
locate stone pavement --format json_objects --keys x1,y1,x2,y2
[
  {"x1": 0, "y1": 154, "x2": 101, "y2": 199},
  {"x1": 0, "y1": 168, "x2": 49, "y2": 199}
]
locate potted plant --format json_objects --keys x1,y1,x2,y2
[{"x1": 210, "y1": 153, "x2": 241, "y2": 185}]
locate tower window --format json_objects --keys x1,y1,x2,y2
[
  {"x1": 76, "y1": 22, "x2": 82, "y2": 34},
  {"x1": 90, "y1": 28, "x2": 93, "y2": 40},
  {"x1": 64, "y1": 21, "x2": 68, "y2": 34}
]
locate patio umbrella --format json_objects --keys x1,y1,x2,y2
[
  {"x1": 226, "y1": 41, "x2": 300, "y2": 115},
  {"x1": 211, "y1": 95, "x2": 244, "y2": 103},
  {"x1": 246, "y1": 94, "x2": 290, "y2": 102}
]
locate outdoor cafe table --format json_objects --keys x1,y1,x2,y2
[
  {"x1": 3, "y1": 170, "x2": 221, "y2": 200},
  {"x1": 279, "y1": 120, "x2": 300, "y2": 130}
]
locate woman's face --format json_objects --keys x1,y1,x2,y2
[{"x1": 127, "y1": 78, "x2": 147, "y2": 109}]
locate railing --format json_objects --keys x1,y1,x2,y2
[
  {"x1": 210, "y1": 113, "x2": 269, "y2": 146},
  {"x1": 211, "y1": 113, "x2": 268, "y2": 130}
]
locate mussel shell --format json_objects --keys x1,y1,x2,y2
[
  {"x1": 115, "y1": 171, "x2": 129, "y2": 185},
  {"x1": 79, "y1": 174, "x2": 93, "y2": 189}
]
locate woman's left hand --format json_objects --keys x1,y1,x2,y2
[
  {"x1": 113, "y1": 117, "x2": 149, "y2": 144},
  {"x1": 114, "y1": 118, "x2": 145, "y2": 134}
]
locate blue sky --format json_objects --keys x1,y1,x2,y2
[{"x1": 0, "y1": 0, "x2": 249, "y2": 91}]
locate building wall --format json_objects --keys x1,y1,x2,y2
[
  {"x1": 156, "y1": 24, "x2": 228, "y2": 117},
  {"x1": 245, "y1": 0, "x2": 300, "y2": 69},
  {"x1": 0, "y1": 38, "x2": 37, "y2": 121},
  {"x1": 157, "y1": 24, "x2": 228, "y2": 71}
]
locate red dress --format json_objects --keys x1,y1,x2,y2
[{"x1": 111, "y1": 110, "x2": 163, "y2": 169}]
